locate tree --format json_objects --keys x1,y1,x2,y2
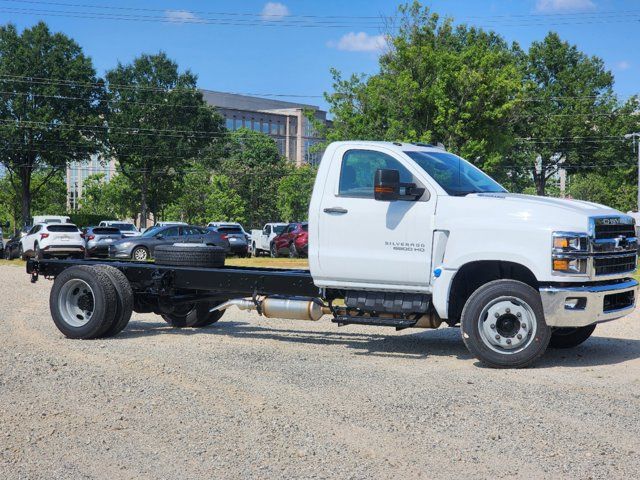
[
  {"x1": 568, "y1": 168, "x2": 636, "y2": 213},
  {"x1": 164, "y1": 164, "x2": 245, "y2": 225},
  {"x1": 105, "y1": 52, "x2": 224, "y2": 228},
  {"x1": 512, "y1": 32, "x2": 617, "y2": 195},
  {"x1": 277, "y1": 164, "x2": 316, "y2": 222},
  {"x1": 78, "y1": 173, "x2": 138, "y2": 219},
  {"x1": 215, "y1": 128, "x2": 288, "y2": 228},
  {"x1": 0, "y1": 22, "x2": 105, "y2": 225},
  {"x1": 322, "y1": 3, "x2": 522, "y2": 180}
]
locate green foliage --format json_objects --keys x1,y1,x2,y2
[
  {"x1": 66, "y1": 213, "x2": 106, "y2": 229},
  {"x1": 277, "y1": 164, "x2": 317, "y2": 222},
  {"x1": 568, "y1": 169, "x2": 636, "y2": 212},
  {"x1": 214, "y1": 129, "x2": 288, "y2": 228},
  {"x1": 0, "y1": 170, "x2": 66, "y2": 233},
  {"x1": 163, "y1": 165, "x2": 246, "y2": 225},
  {"x1": 77, "y1": 173, "x2": 138, "y2": 219},
  {"x1": 511, "y1": 32, "x2": 618, "y2": 195},
  {"x1": 105, "y1": 52, "x2": 224, "y2": 227},
  {"x1": 323, "y1": 3, "x2": 522, "y2": 180},
  {"x1": 0, "y1": 22, "x2": 105, "y2": 223}
]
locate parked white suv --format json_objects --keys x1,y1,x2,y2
[{"x1": 20, "y1": 223, "x2": 85, "y2": 260}]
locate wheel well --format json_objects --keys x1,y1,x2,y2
[{"x1": 447, "y1": 261, "x2": 538, "y2": 324}]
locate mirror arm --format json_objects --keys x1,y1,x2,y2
[{"x1": 398, "y1": 183, "x2": 425, "y2": 201}]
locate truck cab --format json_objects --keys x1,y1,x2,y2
[{"x1": 309, "y1": 141, "x2": 637, "y2": 366}]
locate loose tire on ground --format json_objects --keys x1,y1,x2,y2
[
  {"x1": 93, "y1": 265, "x2": 134, "y2": 337},
  {"x1": 49, "y1": 266, "x2": 118, "y2": 339},
  {"x1": 549, "y1": 324, "x2": 597, "y2": 348},
  {"x1": 161, "y1": 301, "x2": 225, "y2": 328},
  {"x1": 154, "y1": 244, "x2": 225, "y2": 268},
  {"x1": 460, "y1": 279, "x2": 551, "y2": 368}
]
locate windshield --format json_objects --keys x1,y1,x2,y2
[
  {"x1": 273, "y1": 225, "x2": 286, "y2": 234},
  {"x1": 141, "y1": 226, "x2": 162, "y2": 238},
  {"x1": 404, "y1": 151, "x2": 506, "y2": 196},
  {"x1": 111, "y1": 223, "x2": 137, "y2": 231},
  {"x1": 217, "y1": 227, "x2": 243, "y2": 234}
]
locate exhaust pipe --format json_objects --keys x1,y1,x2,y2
[{"x1": 212, "y1": 296, "x2": 329, "y2": 321}]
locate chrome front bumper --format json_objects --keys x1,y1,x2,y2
[{"x1": 540, "y1": 279, "x2": 638, "y2": 327}]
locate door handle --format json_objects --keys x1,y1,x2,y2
[{"x1": 323, "y1": 207, "x2": 348, "y2": 214}]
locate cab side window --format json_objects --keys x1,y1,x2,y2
[{"x1": 338, "y1": 149, "x2": 414, "y2": 198}]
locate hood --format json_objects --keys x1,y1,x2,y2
[{"x1": 436, "y1": 192, "x2": 627, "y2": 234}]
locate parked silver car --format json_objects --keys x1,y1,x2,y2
[{"x1": 82, "y1": 226, "x2": 124, "y2": 258}]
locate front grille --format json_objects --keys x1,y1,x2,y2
[
  {"x1": 594, "y1": 254, "x2": 637, "y2": 275},
  {"x1": 594, "y1": 221, "x2": 635, "y2": 239}
]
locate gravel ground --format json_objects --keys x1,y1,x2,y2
[{"x1": 1, "y1": 264, "x2": 639, "y2": 479}]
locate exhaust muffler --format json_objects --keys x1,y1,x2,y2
[{"x1": 212, "y1": 296, "x2": 329, "y2": 321}]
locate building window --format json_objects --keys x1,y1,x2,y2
[
  {"x1": 261, "y1": 121, "x2": 269, "y2": 134},
  {"x1": 225, "y1": 118, "x2": 234, "y2": 130},
  {"x1": 279, "y1": 124, "x2": 286, "y2": 136},
  {"x1": 271, "y1": 123, "x2": 279, "y2": 135},
  {"x1": 234, "y1": 118, "x2": 242, "y2": 130}
]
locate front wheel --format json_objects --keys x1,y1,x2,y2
[
  {"x1": 460, "y1": 280, "x2": 551, "y2": 368},
  {"x1": 288, "y1": 244, "x2": 298, "y2": 258},
  {"x1": 270, "y1": 243, "x2": 278, "y2": 258},
  {"x1": 549, "y1": 324, "x2": 597, "y2": 348}
]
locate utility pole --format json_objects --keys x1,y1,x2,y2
[{"x1": 625, "y1": 133, "x2": 640, "y2": 211}]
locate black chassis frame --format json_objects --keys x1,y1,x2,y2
[{"x1": 27, "y1": 258, "x2": 327, "y2": 308}]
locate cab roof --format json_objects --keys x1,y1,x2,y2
[{"x1": 327, "y1": 141, "x2": 447, "y2": 154}]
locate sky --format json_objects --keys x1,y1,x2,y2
[{"x1": 0, "y1": 0, "x2": 638, "y2": 112}]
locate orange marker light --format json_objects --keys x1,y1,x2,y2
[
  {"x1": 553, "y1": 259, "x2": 570, "y2": 271},
  {"x1": 553, "y1": 237, "x2": 569, "y2": 249}
]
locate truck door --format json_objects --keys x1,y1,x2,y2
[{"x1": 316, "y1": 147, "x2": 435, "y2": 290}]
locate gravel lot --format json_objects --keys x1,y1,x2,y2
[{"x1": 1, "y1": 264, "x2": 639, "y2": 479}]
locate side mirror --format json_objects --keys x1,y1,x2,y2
[{"x1": 374, "y1": 169, "x2": 400, "y2": 201}]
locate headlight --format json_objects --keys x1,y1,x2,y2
[
  {"x1": 552, "y1": 232, "x2": 588, "y2": 252},
  {"x1": 552, "y1": 232, "x2": 589, "y2": 275}
]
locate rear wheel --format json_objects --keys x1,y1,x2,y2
[
  {"x1": 162, "y1": 302, "x2": 225, "y2": 328},
  {"x1": 19, "y1": 244, "x2": 26, "y2": 261},
  {"x1": 549, "y1": 324, "x2": 597, "y2": 348},
  {"x1": 289, "y1": 244, "x2": 298, "y2": 258},
  {"x1": 49, "y1": 266, "x2": 118, "y2": 339},
  {"x1": 93, "y1": 265, "x2": 134, "y2": 337},
  {"x1": 131, "y1": 246, "x2": 149, "y2": 262},
  {"x1": 4, "y1": 246, "x2": 11, "y2": 260},
  {"x1": 251, "y1": 242, "x2": 258, "y2": 257},
  {"x1": 460, "y1": 280, "x2": 551, "y2": 368},
  {"x1": 35, "y1": 242, "x2": 46, "y2": 260}
]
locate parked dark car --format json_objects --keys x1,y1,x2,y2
[
  {"x1": 109, "y1": 224, "x2": 230, "y2": 261},
  {"x1": 3, "y1": 227, "x2": 30, "y2": 260},
  {"x1": 208, "y1": 224, "x2": 249, "y2": 257},
  {"x1": 83, "y1": 226, "x2": 124, "y2": 258},
  {"x1": 271, "y1": 222, "x2": 309, "y2": 258}
]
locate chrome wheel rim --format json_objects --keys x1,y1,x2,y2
[
  {"x1": 57, "y1": 279, "x2": 95, "y2": 327},
  {"x1": 478, "y1": 296, "x2": 537, "y2": 354},
  {"x1": 133, "y1": 248, "x2": 148, "y2": 261}
]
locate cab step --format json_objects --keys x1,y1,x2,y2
[{"x1": 332, "y1": 316, "x2": 417, "y2": 330}]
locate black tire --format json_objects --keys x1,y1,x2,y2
[
  {"x1": 549, "y1": 324, "x2": 597, "y2": 349},
  {"x1": 251, "y1": 243, "x2": 258, "y2": 257},
  {"x1": 154, "y1": 244, "x2": 225, "y2": 268},
  {"x1": 131, "y1": 246, "x2": 149, "y2": 262},
  {"x1": 4, "y1": 246, "x2": 11, "y2": 260},
  {"x1": 93, "y1": 265, "x2": 134, "y2": 337},
  {"x1": 19, "y1": 244, "x2": 26, "y2": 261},
  {"x1": 460, "y1": 279, "x2": 551, "y2": 368},
  {"x1": 35, "y1": 242, "x2": 45, "y2": 260},
  {"x1": 270, "y1": 242, "x2": 278, "y2": 258},
  {"x1": 288, "y1": 243, "x2": 298, "y2": 258},
  {"x1": 49, "y1": 266, "x2": 118, "y2": 339},
  {"x1": 162, "y1": 302, "x2": 225, "y2": 328}
]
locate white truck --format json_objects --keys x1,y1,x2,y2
[
  {"x1": 250, "y1": 222, "x2": 288, "y2": 256},
  {"x1": 29, "y1": 141, "x2": 638, "y2": 368}
]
